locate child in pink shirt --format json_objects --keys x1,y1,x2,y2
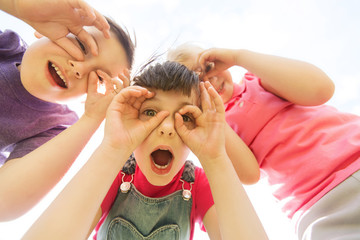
[{"x1": 168, "y1": 43, "x2": 360, "y2": 240}]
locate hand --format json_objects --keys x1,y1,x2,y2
[
  {"x1": 175, "y1": 82, "x2": 226, "y2": 161},
  {"x1": 15, "y1": 0, "x2": 110, "y2": 60},
  {"x1": 198, "y1": 48, "x2": 239, "y2": 79},
  {"x1": 84, "y1": 69, "x2": 130, "y2": 122},
  {"x1": 103, "y1": 86, "x2": 169, "y2": 151}
]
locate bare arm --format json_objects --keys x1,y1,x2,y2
[
  {"x1": 23, "y1": 144, "x2": 131, "y2": 240},
  {"x1": 200, "y1": 48, "x2": 335, "y2": 106},
  {"x1": 0, "y1": 71, "x2": 120, "y2": 220},
  {"x1": 176, "y1": 83, "x2": 268, "y2": 239},
  {"x1": 0, "y1": 115, "x2": 103, "y2": 221},
  {"x1": 202, "y1": 154, "x2": 268, "y2": 240},
  {"x1": 224, "y1": 123, "x2": 260, "y2": 184},
  {"x1": 23, "y1": 87, "x2": 168, "y2": 239}
]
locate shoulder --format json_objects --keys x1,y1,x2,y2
[
  {"x1": 194, "y1": 167, "x2": 214, "y2": 204},
  {"x1": 0, "y1": 30, "x2": 27, "y2": 59},
  {"x1": 191, "y1": 166, "x2": 214, "y2": 225}
]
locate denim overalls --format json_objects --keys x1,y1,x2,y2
[{"x1": 97, "y1": 155, "x2": 195, "y2": 240}]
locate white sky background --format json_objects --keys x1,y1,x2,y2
[{"x1": 1, "y1": 0, "x2": 360, "y2": 239}]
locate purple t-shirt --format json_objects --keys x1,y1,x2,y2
[{"x1": 0, "y1": 30, "x2": 78, "y2": 165}]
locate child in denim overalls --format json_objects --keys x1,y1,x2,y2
[{"x1": 23, "y1": 61, "x2": 268, "y2": 240}]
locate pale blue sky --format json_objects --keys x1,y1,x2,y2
[{"x1": 1, "y1": 1, "x2": 360, "y2": 239}]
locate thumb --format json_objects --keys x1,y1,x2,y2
[
  {"x1": 144, "y1": 111, "x2": 169, "y2": 133},
  {"x1": 87, "y1": 71, "x2": 99, "y2": 94},
  {"x1": 34, "y1": 31, "x2": 44, "y2": 39}
]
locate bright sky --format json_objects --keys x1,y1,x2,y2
[{"x1": 1, "y1": 0, "x2": 360, "y2": 239}]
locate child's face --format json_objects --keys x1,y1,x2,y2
[
  {"x1": 134, "y1": 89, "x2": 199, "y2": 186},
  {"x1": 19, "y1": 27, "x2": 129, "y2": 104},
  {"x1": 182, "y1": 52, "x2": 233, "y2": 104}
]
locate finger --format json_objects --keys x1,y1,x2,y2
[
  {"x1": 114, "y1": 88, "x2": 146, "y2": 104},
  {"x1": 69, "y1": 0, "x2": 96, "y2": 20},
  {"x1": 132, "y1": 95, "x2": 146, "y2": 110},
  {"x1": 145, "y1": 111, "x2": 169, "y2": 132},
  {"x1": 87, "y1": 71, "x2": 99, "y2": 94},
  {"x1": 34, "y1": 31, "x2": 44, "y2": 39},
  {"x1": 112, "y1": 78, "x2": 123, "y2": 92},
  {"x1": 178, "y1": 105, "x2": 202, "y2": 119},
  {"x1": 70, "y1": 0, "x2": 110, "y2": 38},
  {"x1": 132, "y1": 89, "x2": 154, "y2": 109},
  {"x1": 204, "y1": 81, "x2": 217, "y2": 109},
  {"x1": 116, "y1": 87, "x2": 151, "y2": 105},
  {"x1": 200, "y1": 82, "x2": 211, "y2": 111},
  {"x1": 207, "y1": 85, "x2": 225, "y2": 113},
  {"x1": 118, "y1": 72, "x2": 130, "y2": 88},
  {"x1": 198, "y1": 50, "x2": 208, "y2": 70},
  {"x1": 75, "y1": 28, "x2": 98, "y2": 56},
  {"x1": 55, "y1": 37, "x2": 84, "y2": 61},
  {"x1": 92, "y1": 10, "x2": 111, "y2": 38},
  {"x1": 174, "y1": 113, "x2": 191, "y2": 140},
  {"x1": 96, "y1": 70, "x2": 113, "y2": 94},
  {"x1": 124, "y1": 68, "x2": 131, "y2": 79}
]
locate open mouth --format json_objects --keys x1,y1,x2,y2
[
  {"x1": 48, "y1": 61, "x2": 67, "y2": 88},
  {"x1": 150, "y1": 148, "x2": 174, "y2": 174}
]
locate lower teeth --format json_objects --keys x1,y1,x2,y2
[{"x1": 154, "y1": 162, "x2": 169, "y2": 169}]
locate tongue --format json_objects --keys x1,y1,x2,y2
[{"x1": 151, "y1": 150, "x2": 172, "y2": 166}]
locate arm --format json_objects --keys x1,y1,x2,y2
[
  {"x1": 0, "y1": 71, "x2": 122, "y2": 221},
  {"x1": 23, "y1": 86, "x2": 168, "y2": 239},
  {"x1": 0, "y1": 0, "x2": 110, "y2": 60},
  {"x1": 224, "y1": 123, "x2": 260, "y2": 184},
  {"x1": 176, "y1": 82, "x2": 268, "y2": 239},
  {"x1": 199, "y1": 48, "x2": 335, "y2": 106}
]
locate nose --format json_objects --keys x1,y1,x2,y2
[
  {"x1": 68, "y1": 60, "x2": 89, "y2": 79},
  {"x1": 157, "y1": 116, "x2": 175, "y2": 138}
]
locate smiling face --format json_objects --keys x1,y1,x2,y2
[
  {"x1": 168, "y1": 44, "x2": 234, "y2": 103},
  {"x1": 19, "y1": 26, "x2": 129, "y2": 104},
  {"x1": 134, "y1": 89, "x2": 199, "y2": 186}
]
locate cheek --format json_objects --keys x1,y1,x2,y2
[{"x1": 222, "y1": 83, "x2": 234, "y2": 103}]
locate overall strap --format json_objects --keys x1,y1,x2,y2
[{"x1": 121, "y1": 154, "x2": 195, "y2": 183}]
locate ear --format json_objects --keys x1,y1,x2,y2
[{"x1": 34, "y1": 31, "x2": 44, "y2": 39}]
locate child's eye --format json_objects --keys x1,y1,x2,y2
[
  {"x1": 144, "y1": 109, "x2": 157, "y2": 117},
  {"x1": 75, "y1": 37, "x2": 87, "y2": 54},
  {"x1": 182, "y1": 114, "x2": 194, "y2": 123}
]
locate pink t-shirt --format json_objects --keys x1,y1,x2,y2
[
  {"x1": 94, "y1": 164, "x2": 214, "y2": 239},
  {"x1": 225, "y1": 72, "x2": 360, "y2": 222}
]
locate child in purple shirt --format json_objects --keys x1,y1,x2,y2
[{"x1": 0, "y1": 0, "x2": 135, "y2": 221}]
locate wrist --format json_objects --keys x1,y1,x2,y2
[
  {"x1": 80, "y1": 113, "x2": 104, "y2": 128},
  {"x1": 234, "y1": 49, "x2": 248, "y2": 66},
  {"x1": 96, "y1": 142, "x2": 133, "y2": 165},
  {"x1": 198, "y1": 151, "x2": 228, "y2": 170}
]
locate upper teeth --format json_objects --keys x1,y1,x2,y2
[{"x1": 51, "y1": 63, "x2": 67, "y2": 86}]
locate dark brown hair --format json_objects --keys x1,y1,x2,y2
[{"x1": 133, "y1": 61, "x2": 200, "y2": 97}]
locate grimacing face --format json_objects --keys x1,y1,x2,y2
[
  {"x1": 134, "y1": 88, "x2": 199, "y2": 186},
  {"x1": 19, "y1": 27, "x2": 129, "y2": 104}
]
